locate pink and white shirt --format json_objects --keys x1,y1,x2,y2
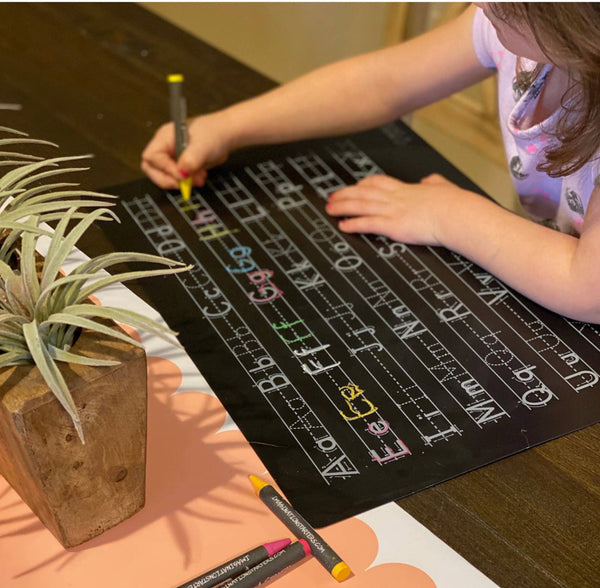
[{"x1": 472, "y1": 7, "x2": 599, "y2": 236}]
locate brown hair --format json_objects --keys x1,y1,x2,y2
[{"x1": 489, "y1": 3, "x2": 600, "y2": 177}]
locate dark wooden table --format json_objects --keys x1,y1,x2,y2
[{"x1": 0, "y1": 4, "x2": 598, "y2": 587}]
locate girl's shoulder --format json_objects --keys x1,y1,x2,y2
[
  {"x1": 472, "y1": 7, "x2": 515, "y2": 73},
  {"x1": 577, "y1": 149, "x2": 600, "y2": 188},
  {"x1": 563, "y1": 152, "x2": 600, "y2": 216},
  {"x1": 589, "y1": 154, "x2": 600, "y2": 190}
]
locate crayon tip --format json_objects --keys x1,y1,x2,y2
[
  {"x1": 263, "y1": 538, "x2": 291, "y2": 557},
  {"x1": 298, "y1": 539, "x2": 312, "y2": 557},
  {"x1": 167, "y1": 73, "x2": 184, "y2": 83},
  {"x1": 331, "y1": 561, "x2": 351, "y2": 582},
  {"x1": 249, "y1": 474, "x2": 269, "y2": 495},
  {"x1": 179, "y1": 177, "x2": 192, "y2": 201}
]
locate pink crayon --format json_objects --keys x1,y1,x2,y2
[
  {"x1": 221, "y1": 540, "x2": 312, "y2": 588},
  {"x1": 177, "y1": 539, "x2": 291, "y2": 588}
]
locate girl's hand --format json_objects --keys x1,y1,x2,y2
[
  {"x1": 326, "y1": 173, "x2": 466, "y2": 246},
  {"x1": 141, "y1": 112, "x2": 232, "y2": 190}
]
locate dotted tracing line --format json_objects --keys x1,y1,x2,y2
[
  {"x1": 430, "y1": 248, "x2": 600, "y2": 393},
  {"x1": 126, "y1": 194, "x2": 357, "y2": 481},
  {"x1": 175, "y1": 187, "x2": 397, "y2": 459}
]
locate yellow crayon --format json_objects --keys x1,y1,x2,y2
[
  {"x1": 167, "y1": 73, "x2": 191, "y2": 201},
  {"x1": 249, "y1": 474, "x2": 351, "y2": 582},
  {"x1": 179, "y1": 176, "x2": 192, "y2": 201}
]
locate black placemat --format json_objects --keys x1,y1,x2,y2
[{"x1": 92, "y1": 122, "x2": 600, "y2": 527}]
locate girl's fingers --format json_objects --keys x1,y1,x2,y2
[
  {"x1": 330, "y1": 174, "x2": 405, "y2": 202},
  {"x1": 142, "y1": 150, "x2": 181, "y2": 179},
  {"x1": 327, "y1": 197, "x2": 388, "y2": 218},
  {"x1": 142, "y1": 150, "x2": 208, "y2": 190},
  {"x1": 420, "y1": 173, "x2": 448, "y2": 185},
  {"x1": 357, "y1": 174, "x2": 403, "y2": 190},
  {"x1": 330, "y1": 184, "x2": 390, "y2": 204},
  {"x1": 140, "y1": 160, "x2": 179, "y2": 190},
  {"x1": 191, "y1": 169, "x2": 208, "y2": 187},
  {"x1": 328, "y1": 184, "x2": 396, "y2": 216},
  {"x1": 337, "y1": 215, "x2": 390, "y2": 235}
]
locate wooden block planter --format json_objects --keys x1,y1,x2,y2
[{"x1": 0, "y1": 326, "x2": 147, "y2": 548}]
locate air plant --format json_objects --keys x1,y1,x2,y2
[
  {"x1": 0, "y1": 208, "x2": 191, "y2": 443},
  {"x1": 0, "y1": 126, "x2": 116, "y2": 263},
  {"x1": 0, "y1": 126, "x2": 192, "y2": 443}
]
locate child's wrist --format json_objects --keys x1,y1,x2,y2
[
  {"x1": 432, "y1": 187, "x2": 476, "y2": 249},
  {"x1": 218, "y1": 101, "x2": 258, "y2": 152}
]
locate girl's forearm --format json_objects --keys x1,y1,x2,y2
[
  {"x1": 437, "y1": 190, "x2": 599, "y2": 323},
  {"x1": 220, "y1": 58, "x2": 397, "y2": 150},
  {"x1": 219, "y1": 5, "x2": 488, "y2": 152}
]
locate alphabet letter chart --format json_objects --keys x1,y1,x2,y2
[{"x1": 98, "y1": 122, "x2": 600, "y2": 527}]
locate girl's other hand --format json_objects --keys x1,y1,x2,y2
[{"x1": 326, "y1": 173, "x2": 466, "y2": 246}]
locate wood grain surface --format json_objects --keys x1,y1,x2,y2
[{"x1": 0, "y1": 4, "x2": 597, "y2": 586}]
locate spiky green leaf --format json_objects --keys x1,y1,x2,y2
[
  {"x1": 0, "y1": 150, "x2": 44, "y2": 161},
  {"x1": 0, "y1": 126, "x2": 28, "y2": 136},
  {"x1": 22, "y1": 320, "x2": 84, "y2": 443},
  {"x1": 47, "y1": 345, "x2": 121, "y2": 367},
  {"x1": 0, "y1": 155, "x2": 89, "y2": 192},
  {"x1": 73, "y1": 251, "x2": 189, "y2": 276},
  {"x1": 60, "y1": 304, "x2": 180, "y2": 345},
  {"x1": 40, "y1": 207, "x2": 118, "y2": 290},
  {"x1": 4, "y1": 166, "x2": 91, "y2": 191},
  {"x1": 41, "y1": 313, "x2": 144, "y2": 349},
  {"x1": 34, "y1": 272, "x2": 100, "y2": 321},
  {"x1": 9, "y1": 189, "x2": 116, "y2": 211},
  {"x1": 19, "y1": 218, "x2": 41, "y2": 309},
  {"x1": 74, "y1": 265, "x2": 190, "y2": 305},
  {"x1": 0, "y1": 351, "x2": 31, "y2": 368},
  {"x1": 0, "y1": 200, "x2": 117, "y2": 224}
]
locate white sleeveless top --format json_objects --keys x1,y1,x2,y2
[{"x1": 472, "y1": 7, "x2": 599, "y2": 236}]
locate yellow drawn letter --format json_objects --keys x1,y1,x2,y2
[{"x1": 339, "y1": 383, "x2": 378, "y2": 421}]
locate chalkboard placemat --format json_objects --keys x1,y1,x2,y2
[{"x1": 93, "y1": 121, "x2": 600, "y2": 527}]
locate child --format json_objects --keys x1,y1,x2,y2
[{"x1": 141, "y1": 3, "x2": 600, "y2": 324}]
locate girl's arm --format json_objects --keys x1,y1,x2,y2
[
  {"x1": 142, "y1": 5, "x2": 491, "y2": 187},
  {"x1": 438, "y1": 183, "x2": 600, "y2": 323},
  {"x1": 222, "y1": 5, "x2": 488, "y2": 149},
  {"x1": 327, "y1": 174, "x2": 600, "y2": 324}
]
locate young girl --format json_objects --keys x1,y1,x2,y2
[{"x1": 141, "y1": 3, "x2": 600, "y2": 324}]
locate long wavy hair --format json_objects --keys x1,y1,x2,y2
[{"x1": 489, "y1": 2, "x2": 600, "y2": 177}]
